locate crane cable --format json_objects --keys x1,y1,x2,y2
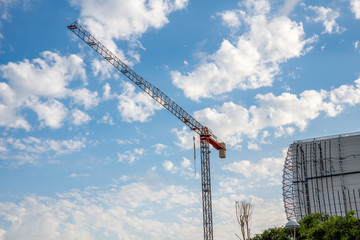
[{"x1": 193, "y1": 136, "x2": 196, "y2": 176}]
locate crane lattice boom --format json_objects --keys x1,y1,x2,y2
[{"x1": 67, "y1": 21, "x2": 226, "y2": 240}]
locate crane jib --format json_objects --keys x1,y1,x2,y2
[
  {"x1": 67, "y1": 22, "x2": 226, "y2": 154},
  {"x1": 67, "y1": 21, "x2": 227, "y2": 240}
]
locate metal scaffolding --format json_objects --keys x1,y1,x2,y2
[{"x1": 283, "y1": 132, "x2": 360, "y2": 221}]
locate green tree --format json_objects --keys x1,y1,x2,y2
[
  {"x1": 251, "y1": 227, "x2": 291, "y2": 240},
  {"x1": 298, "y1": 211, "x2": 360, "y2": 240},
  {"x1": 251, "y1": 211, "x2": 360, "y2": 240}
]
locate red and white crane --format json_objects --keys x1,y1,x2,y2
[{"x1": 67, "y1": 21, "x2": 226, "y2": 240}]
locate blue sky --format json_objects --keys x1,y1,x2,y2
[{"x1": 1, "y1": 0, "x2": 360, "y2": 239}]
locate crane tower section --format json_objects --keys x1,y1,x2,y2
[{"x1": 67, "y1": 21, "x2": 226, "y2": 240}]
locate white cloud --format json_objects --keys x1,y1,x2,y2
[
  {"x1": 181, "y1": 157, "x2": 191, "y2": 168},
  {"x1": 153, "y1": 143, "x2": 168, "y2": 155},
  {"x1": 69, "y1": 173, "x2": 90, "y2": 178},
  {"x1": 222, "y1": 155, "x2": 285, "y2": 186},
  {"x1": 194, "y1": 79, "x2": 360, "y2": 147},
  {"x1": 70, "y1": 0, "x2": 189, "y2": 40},
  {"x1": 0, "y1": 181, "x2": 201, "y2": 240},
  {"x1": 218, "y1": 10, "x2": 244, "y2": 30},
  {"x1": 194, "y1": 102, "x2": 253, "y2": 147},
  {"x1": 98, "y1": 113, "x2": 114, "y2": 125},
  {"x1": 0, "y1": 138, "x2": 6, "y2": 152},
  {"x1": 0, "y1": 228, "x2": 5, "y2": 240},
  {"x1": 2, "y1": 136, "x2": 86, "y2": 165},
  {"x1": 71, "y1": 109, "x2": 91, "y2": 126},
  {"x1": 161, "y1": 157, "x2": 197, "y2": 178},
  {"x1": 0, "y1": 51, "x2": 86, "y2": 130},
  {"x1": 70, "y1": 0, "x2": 189, "y2": 63},
  {"x1": 329, "y1": 78, "x2": 360, "y2": 105},
  {"x1": 116, "y1": 138, "x2": 140, "y2": 145},
  {"x1": 278, "y1": 0, "x2": 300, "y2": 16},
  {"x1": 249, "y1": 197, "x2": 287, "y2": 234},
  {"x1": 102, "y1": 83, "x2": 112, "y2": 100},
  {"x1": 91, "y1": 59, "x2": 113, "y2": 80},
  {"x1": 308, "y1": 6, "x2": 345, "y2": 34},
  {"x1": 0, "y1": 82, "x2": 30, "y2": 130},
  {"x1": 28, "y1": 98, "x2": 68, "y2": 129},
  {"x1": 171, "y1": 0, "x2": 315, "y2": 100},
  {"x1": 70, "y1": 88, "x2": 99, "y2": 110},
  {"x1": 274, "y1": 126, "x2": 295, "y2": 138},
  {"x1": 350, "y1": 0, "x2": 360, "y2": 19},
  {"x1": 118, "y1": 148, "x2": 145, "y2": 164},
  {"x1": 171, "y1": 126, "x2": 198, "y2": 150},
  {"x1": 248, "y1": 141, "x2": 260, "y2": 150},
  {"x1": 1, "y1": 51, "x2": 85, "y2": 98},
  {"x1": 0, "y1": 175, "x2": 289, "y2": 239},
  {"x1": 355, "y1": 40, "x2": 359, "y2": 50},
  {"x1": 162, "y1": 160, "x2": 175, "y2": 171},
  {"x1": 117, "y1": 82, "x2": 162, "y2": 122},
  {"x1": 211, "y1": 195, "x2": 286, "y2": 239}
]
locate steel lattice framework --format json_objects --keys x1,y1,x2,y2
[
  {"x1": 283, "y1": 132, "x2": 360, "y2": 221},
  {"x1": 67, "y1": 21, "x2": 226, "y2": 240}
]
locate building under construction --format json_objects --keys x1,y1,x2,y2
[{"x1": 283, "y1": 132, "x2": 360, "y2": 221}]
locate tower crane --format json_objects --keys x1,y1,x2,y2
[{"x1": 67, "y1": 21, "x2": 226, "y2": 240}]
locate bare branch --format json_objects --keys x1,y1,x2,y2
[{"x1": 235, "y1": 200, "x2": 254, "y2": 240}]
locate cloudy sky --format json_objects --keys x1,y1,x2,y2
[{"x1": 1, "y1": 0, "x2": 360, "y2": 239}]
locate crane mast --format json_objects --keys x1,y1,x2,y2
[{"x1": 67, "y1": 21, "x2": 226, "y2": 240}]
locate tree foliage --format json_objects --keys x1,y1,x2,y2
[
  {"x1": 251, "y1": 211, "x2": 360, "y2": 240},
  {"x1": 251, "y1": 227, "x2": 290, "y2": 240}
]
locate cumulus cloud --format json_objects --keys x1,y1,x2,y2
[
  {"x1": 193, "y1": 79, "x2": 360, "y2": 148},
  {"x1": 222, "y1": 154, "x2": 285, "y2": 186},
  {"x1": 153, "y1": 143, "x2": 168, "y2": 155},
  {"x1": 308, "y1": 5, "x2": 345, "y2": 34},
  {"x1": 117, "y1": 82, "x2": 163, "y2": 122},
  {"x1": 171, "y1": 0, "x2": 315, "y2": 100},
  {"x1": 0, "y1": 82, "x2": 30, "y2": 130},
  {"x1": 91, "y1": 59, "x2": 113, "y2": 80},
  {"x1": 70, "y1": 88, "x2": 99, "y2": 110},
  {"x1": 218, "y1": 9, "x2": 244, "y2": 30},
  {"x1": 0, "y1": 171, "x2": 288, "y2": 239},
  {"x1": 0, "y1": 228, "x2": 4, "y2": 240},
  {"x1": 69, "y1": 173, "x2": 90, "y2": 178},
  {"x1": 0, "y1": 181, "x2": 201, "y2": 240},
  {"x1": 70, "y1": 0, "x2": 189, "y2": 63},
  {"x1": 8, "y1": 137, "x2": 86, "y2": 155},
  {"x1": 1, "y1": 51, "x2": 85, "y2": 98},
  {"x1": 171, "y1": 126, "x2": 199, "y2": 150},
  {"x1": 162, "y1": 157, "x2": 197, "y2": 178},
  {"x1": 118, "y1": 148, "x2": 145, "y2": 164},
  {"x1": 0, "y1": 51, "x2": 92, "y2": 130},
  {"x1": 28, "y1": 98, "x2": 68, "y2": 129},
  {"x1": 1, "y1": 136, "x2": 86, "y2": 166},
  {"x1": 162, "y1": 160, "x2": 175, "y2": 171},
  {"x1": 71, "y1": 109, "x2": 91, "y2": 126},
  {"x1": 181, "y1": 157, "x2": 191, "y2": 168},
  {"x1": 98, "y1": 112, "x2": 114, "y2": 125},
  {"x1": 278, "y1": 0, "x2": 300, "y2": 16},
  {"x1": 350, "y1": 0, "x2": 360, "y2": 19},
  {"x1": 102, "y1": 83, "x2": 113, "y2": 100}
]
